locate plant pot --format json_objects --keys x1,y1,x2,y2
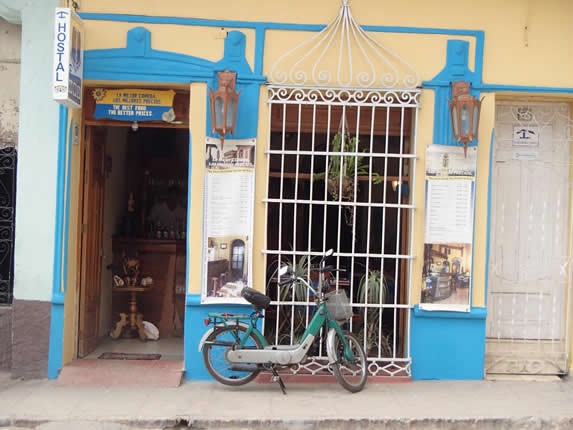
[{"x1": 327, "y1": 176, "x2": 355, "y2": 201}]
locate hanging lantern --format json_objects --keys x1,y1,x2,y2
[
  {"x1": 449, "y1": 81, "x2": 481, "y2": 156},
  {"x1": 209, "y1": 70, "x2": 240, "y2": 149}
]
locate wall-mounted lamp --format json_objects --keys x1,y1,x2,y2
[
  {"x1": 449, "y1": 81, "x2": 481, "y2": 157},
  {"x1": 131, "y1": 121, "x2": 139, "y2": 132},
  {"x1": 209, "y1": 70, "x2": 240, "y2": 149},
  {"x1": 391, "y1": 180, "x2": 409, "y2": 199}
]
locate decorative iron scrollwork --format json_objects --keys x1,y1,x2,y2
[{"x1": 0, "y1": 147, "x2": 16, "y2": 305}]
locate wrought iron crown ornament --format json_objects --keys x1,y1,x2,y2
[{"x1": 269, "y1": 0, "x2": 419, "y2": 89}]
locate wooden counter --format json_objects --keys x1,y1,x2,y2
[{"x1": 112, "y1": 238, "x2": 186, "y2": 338}]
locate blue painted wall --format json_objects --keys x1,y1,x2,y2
[
  {"x1": 410, "y1": 305, "x2": 487, "y2": 380},
  {"x1": 410, "y1": 38, "x2": 487, "y2": 380},
  {"x1": 47, "y1": 105, "x2": 69, "y2": 379},
  {"x1": 184, "y1": 294, "x2": 262, "y2": 380}
]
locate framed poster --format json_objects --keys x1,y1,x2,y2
[
  {"x1": 201, "y1": 137, "x2": 256, "y2": 303},
  {"x1": 421, "y1": 145, "x2": 476, "y2": 312}
]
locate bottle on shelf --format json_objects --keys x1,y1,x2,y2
[{"x1": 155, "y1": 221, "x2": 163, "y2": 239}]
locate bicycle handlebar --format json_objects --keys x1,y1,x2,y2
[
  {"x1": 276, "y1": 249, "x2": 344, "y2": 295},
  {"x1": 317, "y1": 265, "x2": 346, "y2": 273}
]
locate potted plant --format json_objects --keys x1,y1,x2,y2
[
  {"x1": 314, "y1": 132, "x2": 382, "y2": 225},
  {"x1": 265, "y1": 254, "x2": 314, "y2": 344},
  {"x1": 356, "y1": 269, "x2": 392, "y2": 356}
]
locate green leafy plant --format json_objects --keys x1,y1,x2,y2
[
  {"x1": 315, "y1": 132, "x2": 382, "y2": 201},
  {"x1": 356, "y1": 269, "x2": 391, "y2": 356},
  {"x1": 314, "y1": 132, "x2": 382, "y2": 225}
]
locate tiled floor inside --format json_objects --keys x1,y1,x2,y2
[
  {"x1": 58, "y1": 337, "x2": 185, "y2": 387},
  {"x1": 86, "y1": 336, "x2": 184, "y2": 361},
  {"x1": 435, "y1": 287, "x2": 469, "y2": 305}
]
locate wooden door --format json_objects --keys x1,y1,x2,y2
[
  {"x1": 78, "y1": 127, "x2": 106, "y2": 357},
  {"x1": 486, "y1": 102, "x2": 570, "y2": 374}
]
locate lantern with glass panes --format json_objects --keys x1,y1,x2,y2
[
  {"x1": 449, "y1": 81, "x2": 481, "y2": 156},
  {"x1": 209, "y1": 70, "x2": 240, "y2": 150}
]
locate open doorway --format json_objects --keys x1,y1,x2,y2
[{"x1": 77, "y1": 124, "x2": 189, "y2": 362}]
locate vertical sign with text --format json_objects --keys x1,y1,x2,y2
[{"x1": 52, "y1": 8, "x2": 83, "y2": 108}]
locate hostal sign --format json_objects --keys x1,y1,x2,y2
[{"x1": 52, "y1": 8, "x2": 83, "y2": 108}]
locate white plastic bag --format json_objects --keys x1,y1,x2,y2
[{"x1": 142, "y1": 321, "x2": 159, "y2": 340}]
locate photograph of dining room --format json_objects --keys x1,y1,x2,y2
[
  {"x1": 205, "y1": 136, "x2": 255, "y2": 169},
  {"x1": 205, "y1": 235, "x2": 250, "y2": 298},
  {"x1": 421, "y1": 243, "x2": 472, "y2": 305},
  {"x1": 425, "y1": 145, "x2": 476, "y2": 178}
]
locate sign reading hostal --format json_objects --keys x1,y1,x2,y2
[
  {"x1": 52, "y1": 8, "x2": 83, "y2": 108},
  {"x1": 92, "y1": 88, "x2": 177, "y2": 122}
]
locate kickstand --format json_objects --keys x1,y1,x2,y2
[{"x1": 270, "y1": 365, "x2": 287, "y2": 395}]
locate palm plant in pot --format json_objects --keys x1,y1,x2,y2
[
  {"x1": 356, "y1": 269, "x2": 392, "y2": 357},
  {"x1": 266, "y1": 254, "x2": 313, "y2": 344}
]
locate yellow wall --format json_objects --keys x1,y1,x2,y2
[
  {"x1": 83, "y1": 21, "x2": 256, "y2": 73},
  {"x1": 188, "y1": 83, "x2": 206, "y2": 294},
  {"x1": 79, "y1": 0, "x2": 573, "y2": 88},
  {"x1": 473, "y1": 94, "x2": 496, "y2": 307},
  {"x1": 62, "y1": 107, "x2": 83, "y2": 364},
  {"x1": 253, "y1": 86, "x2": 270, "y2": 295}
]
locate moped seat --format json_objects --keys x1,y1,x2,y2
[{"x1": 241, "y1": 287, "x2": 271, "y2": 311}]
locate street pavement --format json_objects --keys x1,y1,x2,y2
[{"x1": 1, "y1": 372, "x2": 573, "y2": 429}]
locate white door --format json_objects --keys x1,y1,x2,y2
[{"x1": 486, "y1": 102, "x2": 570, "y2": 375}]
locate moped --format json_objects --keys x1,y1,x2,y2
[{"x1": 198, "y1": 249, "x2": 367, "y2": 393}]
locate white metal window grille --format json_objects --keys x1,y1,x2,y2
[{"x1": 263, "y1": 86, "x2": 419, "y2": 377}]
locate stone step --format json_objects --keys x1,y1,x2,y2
[{"x1": 56, "y1": 359, "x2": 183, "y2": 387}]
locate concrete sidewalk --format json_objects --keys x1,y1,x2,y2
[{"x1": 1, "y1": 372, "x2": 573, "y2": 429}]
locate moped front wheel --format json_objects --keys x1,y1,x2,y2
[
  {"x1": 331, "y1": 332, "x2": 367, "y2": 393},
  {"x1": 202, "y1": 326, "x2": 262, "y2": 386}
]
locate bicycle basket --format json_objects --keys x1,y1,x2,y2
[{"x1": 325, "y1": 290, "x2": 353, "y2": 322}]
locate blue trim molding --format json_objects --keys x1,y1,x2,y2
[
  {"x1": 477, "y1": 83, "x2": 573, "y2": 94},
  {"x1": 80, "y1": 13, "x2": 488, "y2": 90},
  {"x1": 48, "y1": 105, "x2": 69, "y2": 379},
  {"x1": 410, "y1": 305, "x2": 487, "y2": 380},
  {"x1": 84, "y1": 27, "x2": 215, "y2": 83},
  {"x1": 423, "y1": 39, "x2": 481, "y2": 148},
  {"x1": 484, "y1": 129, "x2": 495, "y2": 306}
]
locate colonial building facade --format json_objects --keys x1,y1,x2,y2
[{"x1": 2, "y1": 0, "x2": 573, "y2": 382}]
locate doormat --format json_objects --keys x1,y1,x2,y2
[{"x1": 98, "y1": 352, "x2": 161, "y2": 360}]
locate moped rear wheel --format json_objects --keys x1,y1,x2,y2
[
  {"x1": 331, "y1": 332, "x2": 367, "y2": 393},
  {"x1": 202, "y1": 325, "x2": 262, "y2": 386}
]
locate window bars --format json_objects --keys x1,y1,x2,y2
[
  {"x1": 263, "y1": 86, "x2": 419, "y2": 377},
  {"x1": 0, "y1": 147, "x2": 16, "y2": 305}
]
